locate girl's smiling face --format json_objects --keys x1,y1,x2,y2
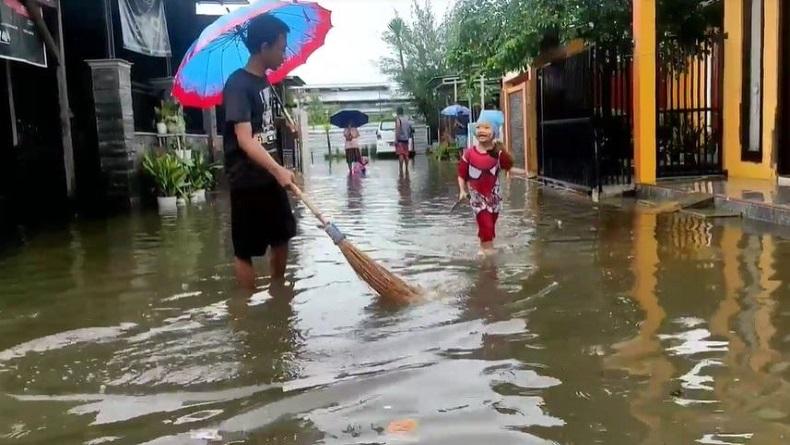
[{"x1": 475, "y1": 122, "x2": 494, "y2": 144}]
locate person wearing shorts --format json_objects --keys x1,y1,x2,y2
[
  {"x1": 395, "y1": 107, "x2": 413, "y2": 176},
  {"x1": 223, "y1": 14, "x2": 296, "y2": 290}
]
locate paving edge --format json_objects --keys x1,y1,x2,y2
[{"x1": 637, "y1": 184, "x2": 790, "y2": 226}]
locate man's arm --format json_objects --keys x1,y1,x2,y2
[{"x1": 234, "y1": 122, "x2": 293, "y2": 187}]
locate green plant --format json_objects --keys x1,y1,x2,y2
[
  {"x1": 155, "y1": 100, "x2": 186, "y2": 134},
  {"x1": 658, "y1": 113, "x2": 712, "y2": 166},
  {"x1": 142, "y1": 152, "x2": 188, "y2": 197},
  {"x1": 444, "y1": 0, "x2": 722, "y2": 78},
  {"x1": 432, "y1": 142, "x2": 460, "y2": 161},
  {"x1": 154, "y1": 107, "x2": 165, "y2": 123},
  {"x1": 380, "y1": 2, "x2": 447, "y2": 130},
  {"x1": 185, "y1": 152, "x2": 221, "y2": 191},
  {"x1": 155, "y1": 100, "x2": 179, "y2": 121}
]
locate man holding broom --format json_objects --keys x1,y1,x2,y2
[
  {"x1": 219, "y1": 13, "x2": 420, "y2": 303},
  {"x1": 223, "y1": 14, "x2": 296, "y2": 290}
]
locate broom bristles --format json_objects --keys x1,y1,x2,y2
[{"x1": 338, "y1": 240, "x2": 421, "y2": 303}]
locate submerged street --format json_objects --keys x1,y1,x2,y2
[{"x1": 1, "y1": 158, "x2": 789, "y2": 444}]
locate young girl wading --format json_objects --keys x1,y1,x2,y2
[{"x1": 457, "y1": 116, "x2": 514, "y2": 257}]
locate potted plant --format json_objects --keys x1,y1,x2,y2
[
  {"x1": 142, "y1": 152, "x2": 187, "y2": 212},
  {"x1": 169, "y1": 138, "x2": 192, "y2": 162},
  {"x1": 154, "y1": 106, "x2": 168, "y2": 135},
  {"x1": 185, "y1": 152, "x2": 220, "y2": 203},
  {"x1": 157, "y1": 100, "x2": 185, "y2": 135}
]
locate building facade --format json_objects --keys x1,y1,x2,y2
[
  {"x1": 293, "y1": 83, "x2": 414, "y2": 120},
  {"x1": 503, "y1": 1, "x2": 790, "y2": 187}
]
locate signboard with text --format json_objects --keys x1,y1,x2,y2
[{"x1": 0, "y1": 0, "x2": 47, "y2": 67}]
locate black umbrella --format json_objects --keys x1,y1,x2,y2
[{"x1": 331, "y1": 109, "x2": 369, "y2": 128}]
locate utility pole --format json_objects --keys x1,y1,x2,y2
[
  {"x1": 5, "y1": 61, "x2": 17, "y2": 147},
  {"x1": 103, "y1": 0, "x2": 115, "y2": 58},
  {"x1": 55, "y1": 0, "x2": 75, "y2": 198},
  {"x1": 480, "y1": 75, "x2": 485, "y2": 110}
]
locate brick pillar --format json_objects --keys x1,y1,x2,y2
[{"x1": 86, "y1": 59, "x2": 138, "y2": 207}]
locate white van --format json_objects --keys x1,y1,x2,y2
[
  {"x1": 376, "y1": 120, "x2": 419, "y2": 157},
  {"x1": 376, "y1": 121, "x2": 397, "y2": 155}
]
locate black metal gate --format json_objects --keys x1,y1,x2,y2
[
  {"x1": 656, "y1": 36, "x2": 724, "y2": 177},
  {"x1": 537, "y1": 47, "x2": 633, "y2": 191}
]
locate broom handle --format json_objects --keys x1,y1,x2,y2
[{"x1": 289, "y1": 184, "x2": 329, "y2": 226}]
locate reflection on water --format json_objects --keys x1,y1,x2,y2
[{"x1": 1, "y1": 159, "x2": 789, "y2": 444}]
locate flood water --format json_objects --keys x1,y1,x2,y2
[{"x1": 1, "y1": 158, "x2": 789, "y2": 444}]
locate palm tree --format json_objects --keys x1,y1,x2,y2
[{"x1": 388, "y1": 16, "x2": 407, "y2": 75}]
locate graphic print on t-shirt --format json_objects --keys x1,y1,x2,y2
[{"x1": 256, "y1": 87, "x2": 277, "y2": 148}]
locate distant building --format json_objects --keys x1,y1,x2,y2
[{"x1": 292, "y1": 83, "x2": 415, "y2": 118}]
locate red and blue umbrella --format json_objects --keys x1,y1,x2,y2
[{"x1": 173, "y1": 0, "x2": 332, "y2": 108}]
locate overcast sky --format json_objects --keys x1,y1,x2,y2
[{"x1": 290, "y1": 0, "x2": 454, "y2": 85}]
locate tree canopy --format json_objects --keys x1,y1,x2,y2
[
  {"x1": 379, "y1": 0, "x2": 722, "y2": 123},
  {"x1": 380, "y1": 1, "x2": 448, "y2": 128},
  {"x1": 444, "y1": 0, "x2": 722, "y2": 78}
]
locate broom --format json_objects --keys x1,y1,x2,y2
[
  {"x1": 290, "y1": 184, "x2": 421, "y2": 303},
  {"x1": 270, "y1": 90, "x2": 420, "y2": 303}
]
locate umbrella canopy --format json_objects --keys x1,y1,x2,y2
[
  {"x1": 441, "y1": 104, "x2": 471, "y2": 117},
  {"x1": 330, "y1": 110, "x2": 369, "y2": 128},
  {"x1": 174, "y1": 0, "x2": 332, "y2": 108}
]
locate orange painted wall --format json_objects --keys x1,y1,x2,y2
[{"x1": 723, "y1": 0, "x2": 779, "y2": 179}]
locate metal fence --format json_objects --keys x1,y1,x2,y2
[
  {"x1": 537, "y1": 46, "x2": 634, "y2": 192},
  {"x1": 656, "y1": 35, "x2": 724, "y2": 177},
  {"x1": 304, "y1": 125, "x2": 431, "y2": 156},
  {"x1": 272, "y1": 99, "x2": 301, "y2": 171}
]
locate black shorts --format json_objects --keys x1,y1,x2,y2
[{"x1": 230, "y1": 183, "x2": 296, "y2": 260}]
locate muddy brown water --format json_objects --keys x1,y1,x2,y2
[{"x1": 0, "y1": 158, "x2": 789, "y2": 444}]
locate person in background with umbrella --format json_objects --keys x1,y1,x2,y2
[
  {"x1": 222, "y1": 14, "x2": 297, "y2": 290},
  {"x1": 441, "y1": 104, "x2": 472, "y2": 152},
  {"x1": 344, "y1": 123, "x2": 361, "y2": 174},
  {"x1": 455, "y1": 110, "x2": 470, "y2": 150},
  {"x1": 331, "y1": 109, "x2": 368, "y2": 175}
]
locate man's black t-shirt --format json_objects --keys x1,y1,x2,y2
[{"x1": 223, "y1": 69, "x2": 279, "y2": 190}]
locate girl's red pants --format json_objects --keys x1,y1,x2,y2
[{"x1": 476, "y1": 211, "x2": 499, "y2": 242}]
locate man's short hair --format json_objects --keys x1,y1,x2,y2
[
  {"x1": 396, "y1": 106, "x2": 404, "y2": 115},
  {"x1": 244, "y1": 14, "x2": 290, "y2": 54}
]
